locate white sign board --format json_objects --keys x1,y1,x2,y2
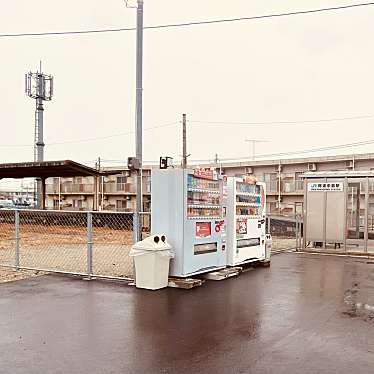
[{"x1": 308, "y1": 182, "x2": 343, "y2": 192}]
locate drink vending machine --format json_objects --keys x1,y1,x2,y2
[
  {"x1": 151, "y1": 168, "x2": 227, "y2": 277},
  {"x1": 226, "y1": 176, "x2": 266, "y2": 266}
]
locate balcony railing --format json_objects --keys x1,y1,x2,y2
[
  {"x1": 47, "y1": 179, "x2": 305, "y2": 196},
  {"x1": 103, "y1": 183, "x2": 135, "y2": 194},
  {"x1": 46, "y1": 184, "x2": 94, "y2": 194},
  {"x1": 265, "y1": 181, "x2": 278, "y2": 193},
  {"x1": 47, "y1": 182, "x2": 150, "y2": 195},
  {"x1": 282, "y1": 180, "x2": 304, "y2": 193}
]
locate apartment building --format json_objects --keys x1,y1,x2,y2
[
  {"x1": 44, "y1": 153, "x2": 374, "y2": 214},
  {"x1": 218, "y1": 153, "x2": 374, "y2": 215},
  {"x1": 46, "y1": 168, "x2": 152, "y2": 212}
]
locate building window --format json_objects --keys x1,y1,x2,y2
[
  {"x1": 264, "y1": 173, "x2": 277, "y2": 182},
  {"x1": 267, "y1": 202, "x2": 277, "y2": 214},
  {"x1": 117, "y1": 176, "x2": 126, "y2": 184},
  {"x1": 116, "y1": 176, "x2": 126, "y2": 191},
  {"x1": 73, "y1": 199, "x2": 83, "y2": 209},
  {"x1": 116, "y1": 200, "x2": 126, "y2": 211}
]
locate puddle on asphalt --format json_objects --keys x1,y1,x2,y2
[{"x1": 343, "y1": 282, "x2": 374, "y2": 323}]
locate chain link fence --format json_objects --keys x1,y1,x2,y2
[
  {"x1": 0, "y1": 210, "x2": 15, "y2": 267},
  {"x1": 0, "y1": 209, "x2": 150, "y2": 280},
  {"x1": 266, "y1": 203, "x2": 303, "y2": 253},
  {"x1": 0, "y1": 207, "x2": 301, "y2": 281}
]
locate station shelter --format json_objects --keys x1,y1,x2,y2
[{"x1": 303, "y1": 171, "x2": 374, "y2": 254}]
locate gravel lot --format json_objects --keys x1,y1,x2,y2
[
  {"x1": 0, "y1": 267, "x2": 43, "y2": 283},
  {"x1": 0, "y1": 223, "x2": 135, "y2": 280}
]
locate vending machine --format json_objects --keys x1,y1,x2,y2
[
  {"x1": 226, "y1": 176, "x2": 266, "y2": 266},
  {"x1": 151, "y1": 168, "x2": 227, "y2": 277}
]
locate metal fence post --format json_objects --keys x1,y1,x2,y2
[
  {"x1": 295, "y1": 215, "x2": 299, "y2": 251},
  {"x1": 87, "y1": 212, "x2": 93, "y2": 279},
  {"x1": 133, "y1": 212, "x2": 140, "y2": 243},
  {"x1": 15, "y1": 210, "x2": 20, "y2": 270}
]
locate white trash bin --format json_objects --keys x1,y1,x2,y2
[{"x1": 129, "y1": 234, "x2": 174, "y2": 290}]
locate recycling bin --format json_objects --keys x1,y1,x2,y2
[{"x1": 129, "y1": 234, "x2": 174, "y2": 290}]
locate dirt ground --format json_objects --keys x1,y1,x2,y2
[
  {"x1": 0, "y1": 223, "x2": 135, "y2": 279},
  {"x1": 0, "y1": 267, "x2": 43, "y2": 283},
  {"x1": 272, "y1": 237, "x2": 299, "y2": 251}
]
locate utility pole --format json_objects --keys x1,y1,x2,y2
[
  {"x1": 135, "y1": 0, "x2": 144, "y2": 242},
  {"x1": 214, "y1": 153, "x2": 222, "y2": 175},
  {"x1": 244, "y1": 139, "x2": 269, "y2": 161},
  {"x1": 182, "y1": 113, "x2": 187, "y2": 168}
]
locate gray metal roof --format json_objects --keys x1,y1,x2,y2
[
  {"x1": 302, "y1": 170, "x2": 374, "y2": 178},
  {"x1": 195, "y1": 152, "x2": 374, "y2": 169},
  {"x1": 0, "y1": 160, "x2": 100, "y2": 179}
]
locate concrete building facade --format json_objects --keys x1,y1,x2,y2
[
  {"x1": 216, "y1": 153, "x2": 374, "y2": 215},
  {"x1": 45, "y1": 169, "x2": 152, "y2": 212},
  {"x1": 43, "y1": 153, "x2": 374, "y2": 214}
]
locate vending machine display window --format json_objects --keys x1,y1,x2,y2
[
  {"x1": 187, "y1": 173, "x2": 222, "y2": 219},
  {"x1": 226, "y1": 177, "x2": 266, "y2": 266}
]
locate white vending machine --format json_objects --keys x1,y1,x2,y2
[
  {"x1": 226, "y1": 177, "x2": 266, "y2": 266},
  {"x1": 151, "y1": 168, "x2": 227, "y2": 277}
]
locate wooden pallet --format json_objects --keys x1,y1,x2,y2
[
  {"x1": 201, "y1": 267, "x2": 242, "y2": 281},
  {"x1": 258, "y1": 260, "x2": 271, "y2": 267},
  {"x1": 168, "y1": 277, "x2": 205, "y2": 289}
]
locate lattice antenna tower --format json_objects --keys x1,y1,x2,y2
[{"x1": 25, "y1": 62, "x2": 54, "y2": 162}]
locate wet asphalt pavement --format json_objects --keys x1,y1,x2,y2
[{"x1": 1, "y1": 253, "x2": 374, "y2": 374}]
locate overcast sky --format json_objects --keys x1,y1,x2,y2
[{"x1": 0, "y1": 0, "x2": 374, "y2": 170}]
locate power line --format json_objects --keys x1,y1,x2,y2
[
  {"x1": 0, "y1": 121, "x2": 179, "y2": 148},
  {"x1": 0, "y1": 2, "x2": 373, "y2": 38},
  {"x1": 255, "y1": 139, "x2": 374, "y2": 159},
  {"x1": 1, "y1": 112, "x2": 372, "y2": 149},
  {"x1": 190, "y1": 115, "x2": 374, "y2": 127},
  {"x1": 187, "y1": 139, "x2": 374, "y2": 163}
]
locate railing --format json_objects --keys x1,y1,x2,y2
[
  {"x1": 295, "y1": 180, "x2": 304, "y2": 191},
  {"x1": 0, "y1": 209, "x2": 151, "y2": 280},
  {"x1": 265, "y1": 180, "x2": 304, "y2": 194},
  {"x1": 282, "y1": 180, "x2": 304, "y2": 193},
  {"x1": 46, "y1": 184, "x2": 95, "y2": 194},
  {"x1": 47, "y1": 183, "x2": 150, "y2": 195},
  {"x1": 265, "y1": 181, "x2": 278, "y2": 193},
  {"x1": 104, "y1": 183, "x2": 135, "y2": 194}
]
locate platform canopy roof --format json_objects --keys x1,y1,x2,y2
[
  {"x1": 303, "y1": 170, "x2": 374, "y2": 178},
  {"x1": 0, "y1": 160, "x2": 101, "y2": 179}
]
